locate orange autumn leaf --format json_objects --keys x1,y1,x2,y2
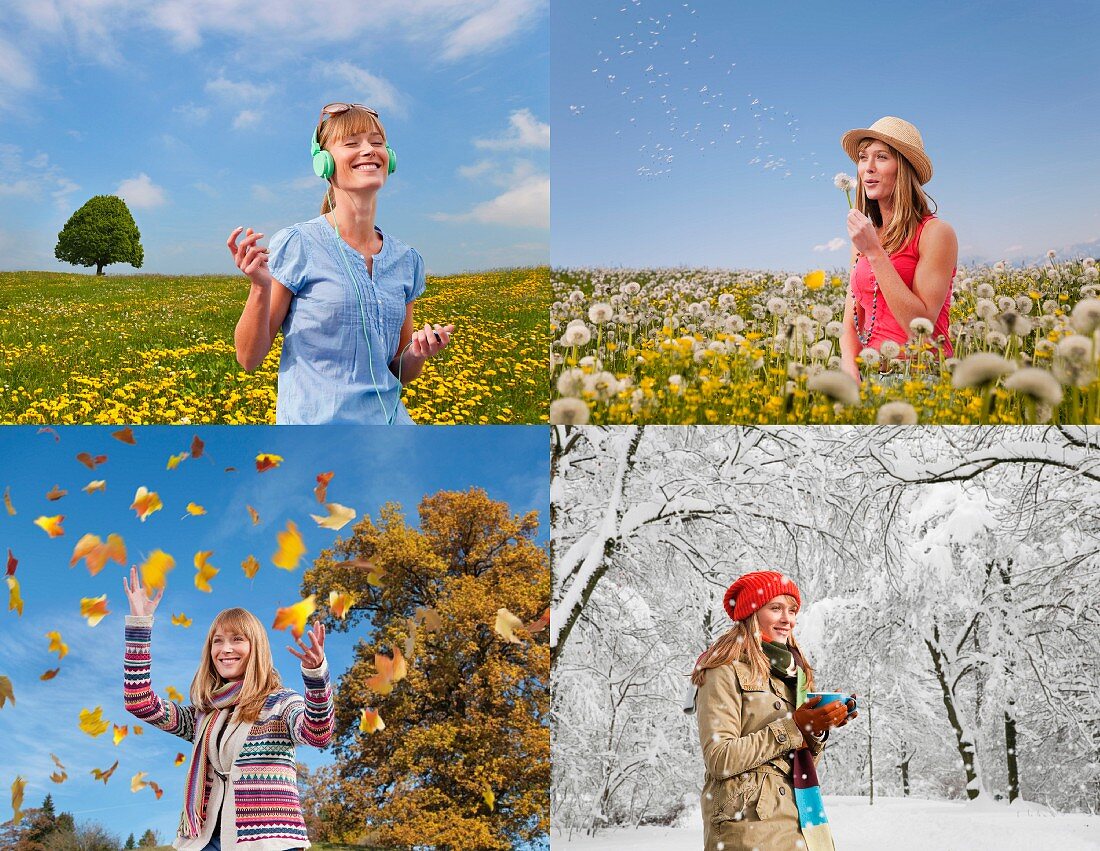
[
  {"x1": 7, "y1": 576, "x2": 23, "y2": 616},
  {"x1": 130, "y1": 771, "x2": 148, "y2": 793},
  {"x1": 358, "y1": 707, "x2": 385, "y2": 734},
  {"x1": 328, "y1": 590, "x2": 355, "y2": 619},
  {"x1": 335, "y1": 558, "x2": 386, "y2": 586},
  {"x1": 90, "y1": 760, "x2": 119, "y2": 784},
  {"x1": 166, "y1": 451, "x2": 189, "y2": 470},
  {"x1": 526, "y1": 608, "x2": 551, "y2": 634},
  {"x1": 414, "y1": 606, "x2": 443, "y2": 632},
  {"x1": 46, "y1": 484, "x2": 67, "y2": 501},
  {"x1": 79, "y1": 706, "x2": 110, "y2": 737},
  {"x1": 70, "y1": 533, "x2": 127, "y2": 576},
  {"x1": 255, "y1": 453, "x2": 284, "y2": 472},
  {"x1": 271, "y1": 595, "x2": 316, "y2": 639},
  {"x1": 50, "y1": 754, "x2": 65, "y2": 771},
  {"x1": 40, "y1": 667, "x2": 60, "y2": 681},
  {"x1": 111, "y1": 427, "x2": 136, "y2": 444},
  {"x1": 50, "y1": 770, "x2": 67, "y2": 784},
  {"x1": 130, "y1": 486, "x2": 162, "y2": 522},
  {"x1": 241, "y1": 555, "x2": 260, "y2": 579},
  {"x1": 310, "y1": 502, "x2": 357, "y2": 531},
  {"x1": 5, "y1": 549, "x2": 15, "y2": 577},
  {"x1": 494, "y1": 608, "x2": 526, "y2": 644},
  {"x1": 190, "y1": 435, "x2": 205, "y2": 459},
  {"x1": 246, "y1": 505, "x2": 260, "y2": 525},
  {"x1": 174, "y1": 752, "x2": 186, "y2": 767},
  {"x1": 149, "y1": 780, "x2": 164, "y2": 800},
  {"x1": 133, "y1": 725, "x2": 143, "y2": 734},
  {"x1": 0, "y1": 675, "x2": 14, "y2": 708},
  {"x1": 83, "y1": 480, "x2": 107, "y2": 494},
  {"x1": 366, "y1": 647, "x2": 407, "y2": 696},
  {"x1": 80, "y1": 594, "x2": 110, "y2": 626},
  {"x1": 112, "y1": 724, "x2": 129, "y2": 746},
  {"x1": 46, "y1": 630, "x2": 68, "y2": 659},
  {"x1": 194, "y1": 551, "x2": 219, "y2": 592},
  {"x1": 166, "y1": 685, "x2": 184, "y2": 702},
  {"x1": 3, "y1": 486, "x2": 14, "y2": 515},
  {"x1": 185, "y1": 503, "x2": 206, "y2": 517},
  {"x1": 76, "y1": 452, "x2": 107, "y2": 470},
  {"x1": 171, "y1": 612, "x2": 192, "y2": 628},
  {"x1": 34, "y1": 515, "x2": 65, "y2": 537},
  {"x1": 140, "y1": 550, "x2": 175, "y2": 591},
  {"x1": 314, "y1": 471, "x2": 334, "y2": 503},
  {"x1": 272, "y1": 521, "x2": 306, "y2": 571},
  {"x1": 11, "y1": 775, "x2": 26, "y2": 824}
]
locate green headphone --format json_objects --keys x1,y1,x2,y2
[{"x1": 311, "y1": 127, "x2": 396, "y2": 179}]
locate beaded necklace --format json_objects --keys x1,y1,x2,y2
[{"x1": 852, "y1": 251, "x2": 880, "y2": 347}]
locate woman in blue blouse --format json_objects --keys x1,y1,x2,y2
[{"x1": 229, "y1": 103, "x2": 453, "y2": 424}]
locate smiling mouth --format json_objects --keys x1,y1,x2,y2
[{"x1": 353, "y1": 163, "x2": 381, "y2": 171}]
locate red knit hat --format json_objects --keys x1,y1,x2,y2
[{"x1": 723, "y1": 571, "x2": 801, "y2": 621}]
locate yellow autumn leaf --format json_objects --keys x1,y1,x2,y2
[
  {"x1": 185, "y1": 503, "x2": 206, "y2": 516},
  {"x1": 494, "y1": 608, "x2": 526, "y2": 644},
  {"x1": 69, "y1": 533, "x2": 127, "y2": 576},
  {"x1": 80, "y1": 594, "x2": 110, "y2": 626},
  {"x1": 166, "y1": 451, "x2": 189, "y2": 470},
  {"x1": 46, "y1": 630, "x2": 69, "y2": 659},
  {"x1": 83, "y1": 480, "x2": 107, "y2": 494},
  {"x1": 241, "y1": 555, "x2": 260, "y2": 579},
  {"x1": 7, "y1": 576, "x2": 23, "y2": 616},
  {"x1": 34, "y1": 515, "x2": 65, "y2": 537},
  {"x1": 328, "y1": 590, "x2": 355, "y2": 619},
  {"x1": 166, "y1": 685, "x2": 184, "y2": 703},
  {"x1": 0, "y1": 675, "x2": 14, "y2": 708},
  {"x1": 49, "y1": 771, "x2": 67, "y2": 784},
  {"x1": 130, "y1": 487, "x2": 162, "y2": 522},
  {"x1": 366, "y1": 647, "x2": 407, "y2": 696},
  {"x1": 271, "y1": 595, "x2": 316, "y2": 639},
  {"x1": 246, "y1": 505, "x2": 260, "y2": 525},
  {"x1": 90, "y1": 760, "x2": 119, "y2": 784},
  {"x1": 140, "y1": 550, "x2": 175, "y2": 591},
  {"x1": 309, "y1": 502, "x2": 357, "y2": 531},
  {"x1": 272, "y1": 521, "x2": 306, "y2": 570},
  {"x1": 358, "y1": 707, "x2": 385, "y2": 734},
  {"x1": 3, "y1": 486, "x2": 14, "y2": 515},
  {"x1": 174, "y1": 752, "x2": 186, "y2": 767},
  {"x1": 11, "y1": 775, "x2": 26, "y2": 824},
  {"x1": 79, "y1": 706, "x2": 110, "y2": 737},
  {"x1": 171, "y1": 613, "x2": 192, "y2": 628},
  {"x1": 112, "y1": 724, "x2": 129, "y2": 746},
  {"x1": 255, "y1": 453, "x2": 284, "y2": 472},
  {"x1": 194, "y1": 551, "x2": 219, "y2": 592},
  {"x1": 482, "y1": 784, "x2": 495, "y2": 811},
  {"x1": 130, "y1": 771, "x2": 148, "y2": 793}
]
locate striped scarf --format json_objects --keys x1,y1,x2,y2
[
  {"x1": 762, "y1": 640, "x2": 835, "y2": 851},
  {"x1": 180, "y1": 679, "x2": 242, "y2": 838}
]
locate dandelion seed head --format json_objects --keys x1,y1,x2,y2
[
  {"x1": 1004, "y1": 368, "x2": 1063, "y2": 407},
  {"x1": 879, "y1": 339, "x2": 901, "y2": 360},
  {"x1": 549, "y1": 397, "x2": 590, "y2": 425},
  {"x1": 1056, "y1": 334, "x2": 1092, "y2": 363},
  {"x1": 858, "y1": 347, "x2": 881, "y2": 367},
  {"x1": 876, "y1": 401, "x2": 918, "y2": 425},
  {"x1": 807, "y1": 369, "x2": 861, "y2": 406},
  {"x1": 588, "y1": 302, "x2": 614, "y2": 324},
  {"x1": 951, "y1": 353, "x2": 1014, "y2": 388},
  {"x1": 1070, "y1": 297, "x2": 1100, "y2": 334},
  {"x1": 909, "y1": 317, "x2": 934, "y2": 336},
  {"x1": 976, "y1": 283, "x2": 997, "y2": 299}
]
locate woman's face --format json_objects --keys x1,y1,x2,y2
[
  {"x1": 858, "y1": 140, "x2": 898, "y2": 207},
  {"x1": 756, "y1": 595, "x2": 798, "y2": 643},
  {"x1": 329, "y1": 130, "x2": 389, "y2": 192},
  {"x1": 211, "y1": 627, "x2": 251, "y2": 681}
]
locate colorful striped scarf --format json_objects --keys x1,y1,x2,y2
[
  {"x1": 180, "y1": 679, "x2": 242, "y2": 838},
  {"x1": 763, "y1": 640, "x2": 835, "y2": 851}
]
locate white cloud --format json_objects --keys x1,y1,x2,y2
[
  {"x1": 316, "y1": 62, "x2": 405, "y2": 117},
  {"x1": 193, "y1": 182, "x2": 220, "y2": 199},
  {"x1": 474, "y1": 108, "x2": 549, "y2": 151},
  {"x1": 0, "y1": 34, "x2": 37, "y2": 109},
  {"x1": 439, "y1": 0, "x2": 544, "y2": 61},
  {"x1": 813, "y1": 237, "x2": 846, "y2": 252},
  {"x1": 0, "y1": 143, "x2": 79, "y2": 210},
  {"x1": 205, "y1": 74, "x2": 276, "y2": 103},
  {"x1": 174, "y1": 102, "x2": 210, "y2": 124},
  {"x1": 458, "y1": 160, "x2": 495, "y2": 181},
  {"x1": 233, "y1": 109, "x2": 262, "y2": 130},
  {"x1": 434, "y1": 173, "x2": 548, "y2": 229},
  {"x1": 1005, "y1": 244, "x2": 1024, "y2": 253},
  {"x1": 116, "y1": 173, "x2": 167, "y2": 209}
]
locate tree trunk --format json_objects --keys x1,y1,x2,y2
[
  {"x1": 1005, "y1": 707, "x2": 1019, "y2": 803},
  {"x1": 926, "y1": 626, "x2": 983, "y2": 799},
  {"x1": 96, "y1": 262, "x2": 105, "y2": 275},
  {"x1": 899, "y1": 754, "x2": 911, "y2": 797},
  {"x1": 866, "y1": 685, "x2": 874, "y2": 804}
]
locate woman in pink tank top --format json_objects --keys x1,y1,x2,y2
[{"x1": 837, "y1": 117, "x2": 958, "y2": 382}]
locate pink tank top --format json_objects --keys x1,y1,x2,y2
[{"x1": 851, "y1": 215, "x2": 955, "y2": 357}]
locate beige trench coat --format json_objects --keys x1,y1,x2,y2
[{"x1": 697, "y1": 661, "x2": 826, "y2": 851}]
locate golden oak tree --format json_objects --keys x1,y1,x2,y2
[{"x1": 300, "y1": 488, "x2": 549, "y2": 851}]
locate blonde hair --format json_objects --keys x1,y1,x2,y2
[
  {"x1": 691, "y1": 597, "x2": 814, "y2": 690},
  {"x1": 317, "y1": 106, "x2": 388, "y2": 215},
  {"x1": 191, "y1": 608, "x2": 282, "y2": 724},
  {"x1": 855, "y1": 137, "x2": 937, "y2": 256}
]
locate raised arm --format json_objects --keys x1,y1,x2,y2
[{"x1": 284, "y1": 622, "x2": 335, "y2": 747}]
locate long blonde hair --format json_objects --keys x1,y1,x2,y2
[
  {"x1": 317, "y1": 106, "x2": 388, "y2": 215},
  {"x1": 691, "y1": 599, "x2": 814, "y2": 690},
  {"x1": 856, "y1": 137, "x2": 936, "y2": 256},
  {"x1": 191, "y1": 608, "x2": 282, "y2": 723}
]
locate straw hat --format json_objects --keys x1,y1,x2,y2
[{"x1": 841, "y1": 116, "x2": 933, "y2": 185}]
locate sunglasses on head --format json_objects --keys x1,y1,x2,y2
[{"x1": 319, "y1": 102, "x2": 379, "y2": 123}]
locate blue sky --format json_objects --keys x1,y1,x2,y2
[
  {"x1": 552, "y1": 0, "x2": 1100, "y2": 271},
  {"x1": 0, "y1": 424, "x2": 547, "y2": 844},
  {"x1": 0, "y1": 1, "x2": 548, "y2": 276}
]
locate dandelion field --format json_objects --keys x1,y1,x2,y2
[
  {"x1": 0, "y1": 267, "x2": 548, "y2": 424},
  {"x1": 550, "y1": 258, "x2": 1100, "y2": 425}
]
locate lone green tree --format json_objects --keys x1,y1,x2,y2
[{"x1": 55, "y1": 195, "x2": 143, "y2": 275}]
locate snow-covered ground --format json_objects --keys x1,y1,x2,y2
[{"x1": 553, "y1": 796, "x2": 1100, "y2": 850}]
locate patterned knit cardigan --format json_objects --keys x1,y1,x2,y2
[{"x1": 124, "y1": 615, "x2": 334, "y2": 850}]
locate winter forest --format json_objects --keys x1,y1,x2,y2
[{"x1": 550, "y1": 426, "x2": 1100, "y2": 849}]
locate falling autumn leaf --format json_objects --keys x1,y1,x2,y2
[
  {"x1": 46, "y1": 630, "x2": 68, "y2": 659},
  {"x1": 415, "y1": 606, "x2": 442, "y2": 632},
  {"x1": 314, "y1": 471, "x2": 334, "y2": 503},
  {"x1": 80, "y1": 594, "x2": 110, "y2": 627},
  {"x1": 241, "y1": 555, "x2": 260, "y2": 579},
  {"x1": 76, "y1": 452, "x2": 107, "y2": 470},
  {"x1": 12, "y1": 775, "x2": 26, "y2": 823},
  {"x1": 130, "y1": 486, "x2": 163, "y2": 522},
  {"x1": 272, "y1": 521, "x2": 306, "y2": 570},
  {"x1": 190, "y1": 435, "x2": 205, "y2": 459},
  {"x1": 171, "y1": 613, "x2": 192, "y2": 628},
  {"x1": 50, "y1": 771, "x2": 67, "y2": 784},
  {"x1": 185, "y1": 503, "x2": 206, "y2": 517},
  {"x1": 46, "y1": 484, "x2": 67, "y2": 501},
  {"x1": 70, "y1": 533, "x2": 127, "y2": 576},
  {"x1": 2, "y1": 487, "x2": 14, "y2": 516},
  {"x1": 404, "y1": 619, "x2": 417, "y2": 658},
  {"x1": 6, "y1": 549, "x2": 16, "y2": 577},
  {"x1": 149, "y1": 780, "x2": 164, "y2": 799},
  {"x1": 7, "y1": 576, "x2": 24, "y2": 616},
  {"x1": 90, "y1": 760, "x2": 119, "y2": 784},
  {"x1": 111, "y1": 427, "x2": 136, "y2": 444},
  {"x1": 34, "y1": 515, "x2": 65, "y2": 537},
  {"x1": 83, "y1": 480, "x2": 107, "y2": 494},
  {"x1": 336, "y1": 558, "x2": 386, "y2": 586},
  {"x1": 482, "y1": 784, "x2": 495, "y2": 811},
  {"x1": 133, "y1": 725, "x2": 143, "y2": 735},
  {"x1": 174, "y1": 752, "x2": 186, "y2": 767},
  {"x1": 310, "y1": 503, "x2": 357, "y2": 531},
  {"x1": 246, "y1": 505, "x2": 260, "y2": 525},
  {"x1": 166, "y1": 685, "x2": 184, "y2": 702},
  {"x1": 112, "y1": 724, "x2": 129, "y2": 745},
  {"x1": 328, "y1": 590, "x2": 355, "y2": 619},
  {"x1": 366, "y1": 647, "x2": 407, "y2": 696},
  {"x1": 194, "y1": 551, "x2": 219, "y2": 592},
  {"x1": 358, "y1": 707, "x2": 385, "y2": 734},
  {"x1": 37, "y1": 427, "x2": 60, "y2": 441},
  {"x1": 79, "y1": 706, "x2": 110, "y2": 737},
  {"x1": 225, "y1": 466, "x2": 237, "y2": 473},
  {"x1": 494, "y1": 608, "x2": 526, "y2": 644},
  {"x1": 140, "y1": 550, "x2": 175, "y2": 591},
  {"x1": 255, "y1": 453, "x2": 284, "y2": 472},
  {"x1": 40, "y1": 668, "x2": 60, "y2": 681},
  {"x1": 130, "y1": 771, "x2": 148, "y2": 793},
  {"x1": 166, "y1": 451, "x2": 189, "y2": 470},
  {"x1": 525, "y1": 608, "x2": 551, "y2": 634},
  {"x1": 0, "y1": 675, "x2": 14, "y2": 708},
  {"x1": 272, "y1": 595, "x2": 316, "y2": 638}
]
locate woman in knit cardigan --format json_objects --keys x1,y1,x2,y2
[
  {"x1": 693, "y1": 571, "x2": 857, "y2": 851},
  {"x1": 122, "y1": 567, "x2": 335, "y2": 851}
]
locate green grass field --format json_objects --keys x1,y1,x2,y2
[{"x1": 0, "y1": 268, "x2": 548, "y2": 424}]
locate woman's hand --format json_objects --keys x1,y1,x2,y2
[
  {"x1": 847, "y1": 210, "x2": 884, "y2": 258},
  {"x1": 408, "y1": 323, "x2": 454, "y2": 359},
  {"x1": 793, "y1": 695, "x2": 850, "y2": 738},
  {"x1": 227, "y1": 227, "x2": 273, "y2": 288},
  {"x1": 287, "y1": 622, "x2": 326, "y2": 669},
  {"x1": 833, "y1": 695, "x2": 859, "y2": 728},
  {"x1": 122, "y1": 566, "x2": 163, "y2": 617}
]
